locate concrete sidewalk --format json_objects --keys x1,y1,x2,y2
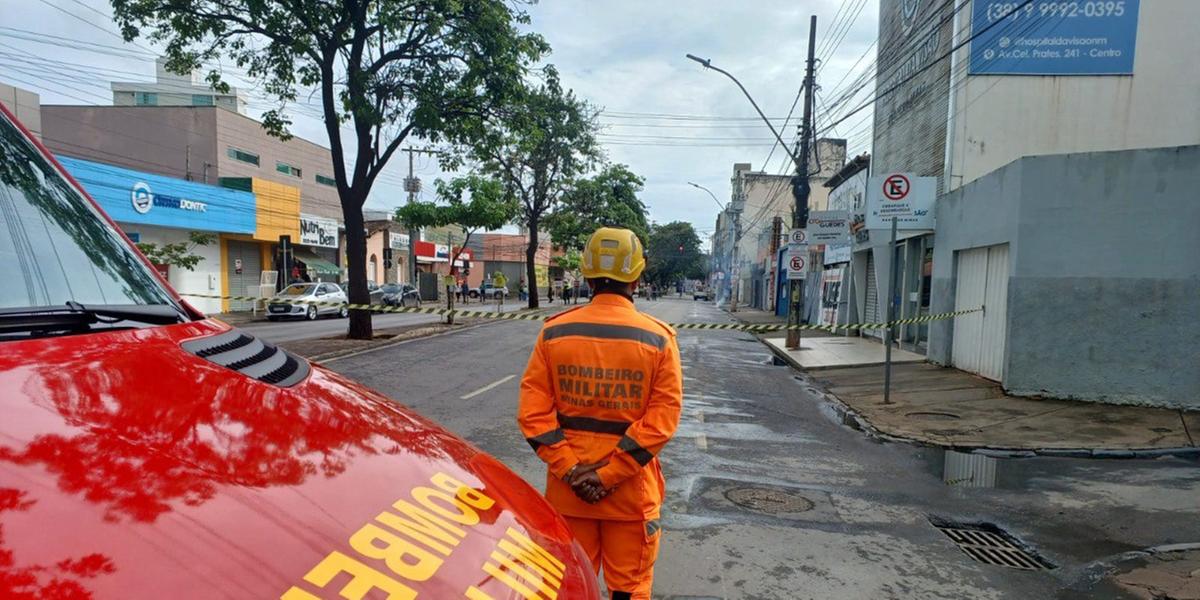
[
  {"x1": 760, "y1": 333, "x2": 1198, "y2": 455},
  {"x1": 802, "y1": 361, "x2": 1198, "y2": 455},
  {"x1": 764, "y1": 335, "x2": 925, "y2": 369}
]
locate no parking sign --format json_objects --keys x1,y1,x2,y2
[{"x1": 786, "y1": 247, "x2": 807, "y2": 280}]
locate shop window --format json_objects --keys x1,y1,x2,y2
[
  {"x1": 315, "y1": 173, "x2": 337, "y2": 187},
  {"x1": 276, "y1": 161, "x2": 302, "y2": 178},
  {"x1": 227, "y1": 147, "x2": 260, "y2": 166},
  {"x1": 192, "y1": 94, "x2": 214, "y2": 106},
  {"x1": 134, "y1": 92, "x2": 157, "y2": 106}
]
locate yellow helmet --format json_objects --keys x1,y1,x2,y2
[{"x1": 580, "y1": 227, "x2": 646, "y2": 283}]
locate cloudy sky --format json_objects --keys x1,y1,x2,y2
[{"x1": 0, "y1": 0, "x2": 877, "y2": 243}]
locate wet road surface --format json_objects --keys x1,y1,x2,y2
[
  {"x1": 237, "y1": 299, "x2": 525, "y2": 343},
  {"x1": 325, "y1": 297, "x2": 1200, "y2": 599}
]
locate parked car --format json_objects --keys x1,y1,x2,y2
[
  {"x1": 380, "y1": 282, "x2": 421, "y2": 307},
  {"x1": 693, "y1": 286, "x2": 711, "y2": 301},
  {"x1": 470, "y1": 282, "x2": 510, "y2": 299},
  {"x1": 366, "y1": 280, "x2": 385, "y2": 305},
  {"x1": 0, "y1": 103, "x2": 600, "y2": 600},
  {"x1": 267, "y1": 282, "x2": 348, "y2": 320}
]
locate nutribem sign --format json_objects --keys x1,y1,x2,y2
[
  {"x1": 299, "y1": 214, "x2": 339, "y2": 248},
  {"x1": 866, "y1": 172, "x2": 936, "y2": 230}
]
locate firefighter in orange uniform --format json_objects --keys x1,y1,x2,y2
[{"x1": 518, "y1": 227, "x2": 682, "y2": 600}]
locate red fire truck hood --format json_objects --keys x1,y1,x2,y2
[{"x1": 0, "y1": 319, "x2": 597, "y2": 599}]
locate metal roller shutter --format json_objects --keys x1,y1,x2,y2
[
  {"x1": 226, "y1": 240, "x2": 262, "y2": 312},
  {"x1": 864, "y1": 252, "x2": 880, "y2": 338}
]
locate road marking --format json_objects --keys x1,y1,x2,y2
[
  {"x1": 696, "y1": 433, "x2": 708, "y2": 451},
  {"x1": 461, "y1": 374, "x2": 516, "y2": 400}
]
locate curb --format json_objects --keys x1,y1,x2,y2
[
  {"x1": 1064, "y1": 542, "x2": 1200, "y2": 596},
  {"x1": 761, "y1": 337, "x2": 1200, "y2": 460}
]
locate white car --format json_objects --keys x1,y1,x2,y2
[{"x1": 266, "y1": 282, "x2": 348, "y2": 320}]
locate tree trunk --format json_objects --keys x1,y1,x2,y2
[
  {"x1": 526, "y1": 217, "x2": 540, "y2": 309},
  {"x1": 342, "y1": 201, "x2": 373, "y2": 339}
]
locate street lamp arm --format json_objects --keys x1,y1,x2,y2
[
  {"x1": 686, "y1": 53, "x2": 803, "y2": 170},
  {"x1": 687, "y1": 181, "x2": 725, "y2": 211}
]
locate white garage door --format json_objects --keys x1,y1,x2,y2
[{"x1": 952, "y1": 244, "x2": 1009, "y2": 381}]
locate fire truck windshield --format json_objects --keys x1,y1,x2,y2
[{"x1": 0, "y1": 111, "x2": 178, "y2": 314}]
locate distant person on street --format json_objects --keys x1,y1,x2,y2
[
  {"x1": 518, "y1": 227, "x2": 682, "y2": 599},
  {"x1": 461, "y1": 280, "x2": 470, "y2": 304}
]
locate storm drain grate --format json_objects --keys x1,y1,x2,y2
[{"x1": 930, "y1": 519, "x2": 1055, "y2": 571}]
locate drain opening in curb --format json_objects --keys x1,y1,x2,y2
[
  {"x1": 930, "y1": 517, "x2": 1055, "y2": 571},
  {"x1": 906, "y1": 411, "x2": 962, "y2": 420}
]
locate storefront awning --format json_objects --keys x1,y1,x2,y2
[{"x1": 293, "y1": 249, "x2": 341, "y2": 275}]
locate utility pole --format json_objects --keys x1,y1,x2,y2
[
  {"x1": 786, "y1": 15, "x2": 818, "y2": 350},
  {"x1": 401, "y1": 147, "x2": 440, "y2": 290}
]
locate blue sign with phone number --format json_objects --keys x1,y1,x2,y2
[{"x1": 969, "y1": 0, "x2": 1139, "y2": 75}]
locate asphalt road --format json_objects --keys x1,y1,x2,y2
[
  {"x1": 324, "y1": 297, "x2": 1200, "y2": 599},
  {"x1": 238, "y1": 298, "x2": 526, "y2": 343}
]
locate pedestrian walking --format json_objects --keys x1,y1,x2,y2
[
  {"x1": 519, "y1": 278, "x2": 528, "y2": 302},
  {"x1": 518, "y1": 226, "x2": 682, "y2": 600},
  {"x1": 461, "y1": 280, "x2": 470, "y2": 304}
]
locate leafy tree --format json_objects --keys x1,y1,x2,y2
[
  {"x1": 644, "y1": 221, "x2": 705, "y2": 289},
  {"x1": 548, "y1": 164, "x2": 648, "y2": 252},
  {"x1": 457, "y1": 73, "x2": 600, "y2": 308},
  {"x1": 112, "y1": 0, "x2": 548, "y2": 338},
  {"x1": 553, "y1": 248, "x2": 582, "y2": 285},
  {"x1": 395, "y1": 174, "x2": 517, "y2": 322},
  {"x1": 135, "y1": 231, "x2": 215, "y2": 271}
]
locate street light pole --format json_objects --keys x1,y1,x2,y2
[
  {"x1": 689, "y1": 181, "x2": 738, "y2": 310},
  {"x1": 687, "y1": 24, "x2": 817, "y2": 338}
]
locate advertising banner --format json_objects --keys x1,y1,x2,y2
[
  {"x1": 969, "y1": 0, "x2": 1140, "y2": 75},
  {"x1": 299, "y1": 214, "x2": 338, "y2": 248},
  {"x1": 807, "y1": 210, "x2": 851, "y2": 243}
]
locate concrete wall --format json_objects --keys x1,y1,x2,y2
[
  {"x1": 42, "y1": 105, "x2": 218, "y2": 182},
  {"x1": 930, "y1": 146, "x2": 1200, "y2": 408},
  {"x1": 0, "y1": 82, "x2": 41, "y2": 139},
  {"x1": 119, "y1": 223, "x2": 224, "y2": 315},
  {"x1": 214, "y1": 108, "x2": 341, "y2": 220},
  {"x1": 946, "y1": 0, "x2": 1200, "y2": 191}
]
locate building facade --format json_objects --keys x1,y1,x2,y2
[
  {"x1": 927, "y1": 145, "x2": 1199, "y2": 409},
  {"x1": 55, "y1": 155, "x2": 259, "y2": 315},
  {"x1": 0, "y1": 82, "x2": 40, "y2": 140},
  {"x1": 111, "y1": 57, "x2": 248, "y2": 114}
]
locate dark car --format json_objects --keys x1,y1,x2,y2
[{"x1": 381, "y1": 282, "x2": 421, "y2": 307}]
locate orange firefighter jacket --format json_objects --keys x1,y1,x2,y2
[{"x1": 518, "y1": 293, "x2": 683, "y2": 521}]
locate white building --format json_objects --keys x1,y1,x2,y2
[{"x1": 111, "y1": 57, "x2": 248, "y2": 114}]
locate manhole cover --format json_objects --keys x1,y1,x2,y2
[
  {"x1": 930, "y1": 518, "x2": 1055, "y2": 571},
  {"x1": 906, "y1": 411, "x2": 962, "y2": 421},
  {"x1": 724, "y1": 487, "x2": 814, "y2": 514}
]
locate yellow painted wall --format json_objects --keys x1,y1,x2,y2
[{"x1": 252, "y1": 177, "x2": 301, "y2": 242}]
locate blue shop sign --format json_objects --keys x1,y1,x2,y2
[
  {"x1": 57, "y1": 156, "x2": 256, "y2": 234},
  {"x1": 969, "y1": 0, "x2": 1139, "y2": 75}
]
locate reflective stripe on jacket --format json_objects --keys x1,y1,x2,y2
[{"x1": 518, "y1": 293, "x2": 683, "y2": 521}]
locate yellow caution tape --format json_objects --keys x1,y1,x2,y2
[{"x1": 181, "y1": 293, "x2": 981, "y2": 332}]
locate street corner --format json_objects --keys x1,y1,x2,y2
[{"x1": 1066, "y1": 546, "x2": 1200, "y2": 600}]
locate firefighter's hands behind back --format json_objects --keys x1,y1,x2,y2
[{"x1": 567, "y1": 460, "x2": 611, "y2": 504}]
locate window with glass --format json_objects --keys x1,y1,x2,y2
[
  {"x1": 134, "y1": 92, "x2": 158, "y2": 106},
  {"x1": 227, "y1": 147, "x2": 260, "y2": 166},
  {"x1": 315, "y1": 174, "x2": 336, "y2": 187},
  {"x1": 191, "y1": 94, "x2": 214, "y2": 106},
  {"x1": 0, "y1": 111, "x2": 179, "y2": 312},
  {"x1": 276, "y1": 162, "x2": 302, "y2": 178}
]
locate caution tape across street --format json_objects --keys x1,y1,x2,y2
[{"x1": 182, "y1": 293, "x2": 982, "y2": 333}]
